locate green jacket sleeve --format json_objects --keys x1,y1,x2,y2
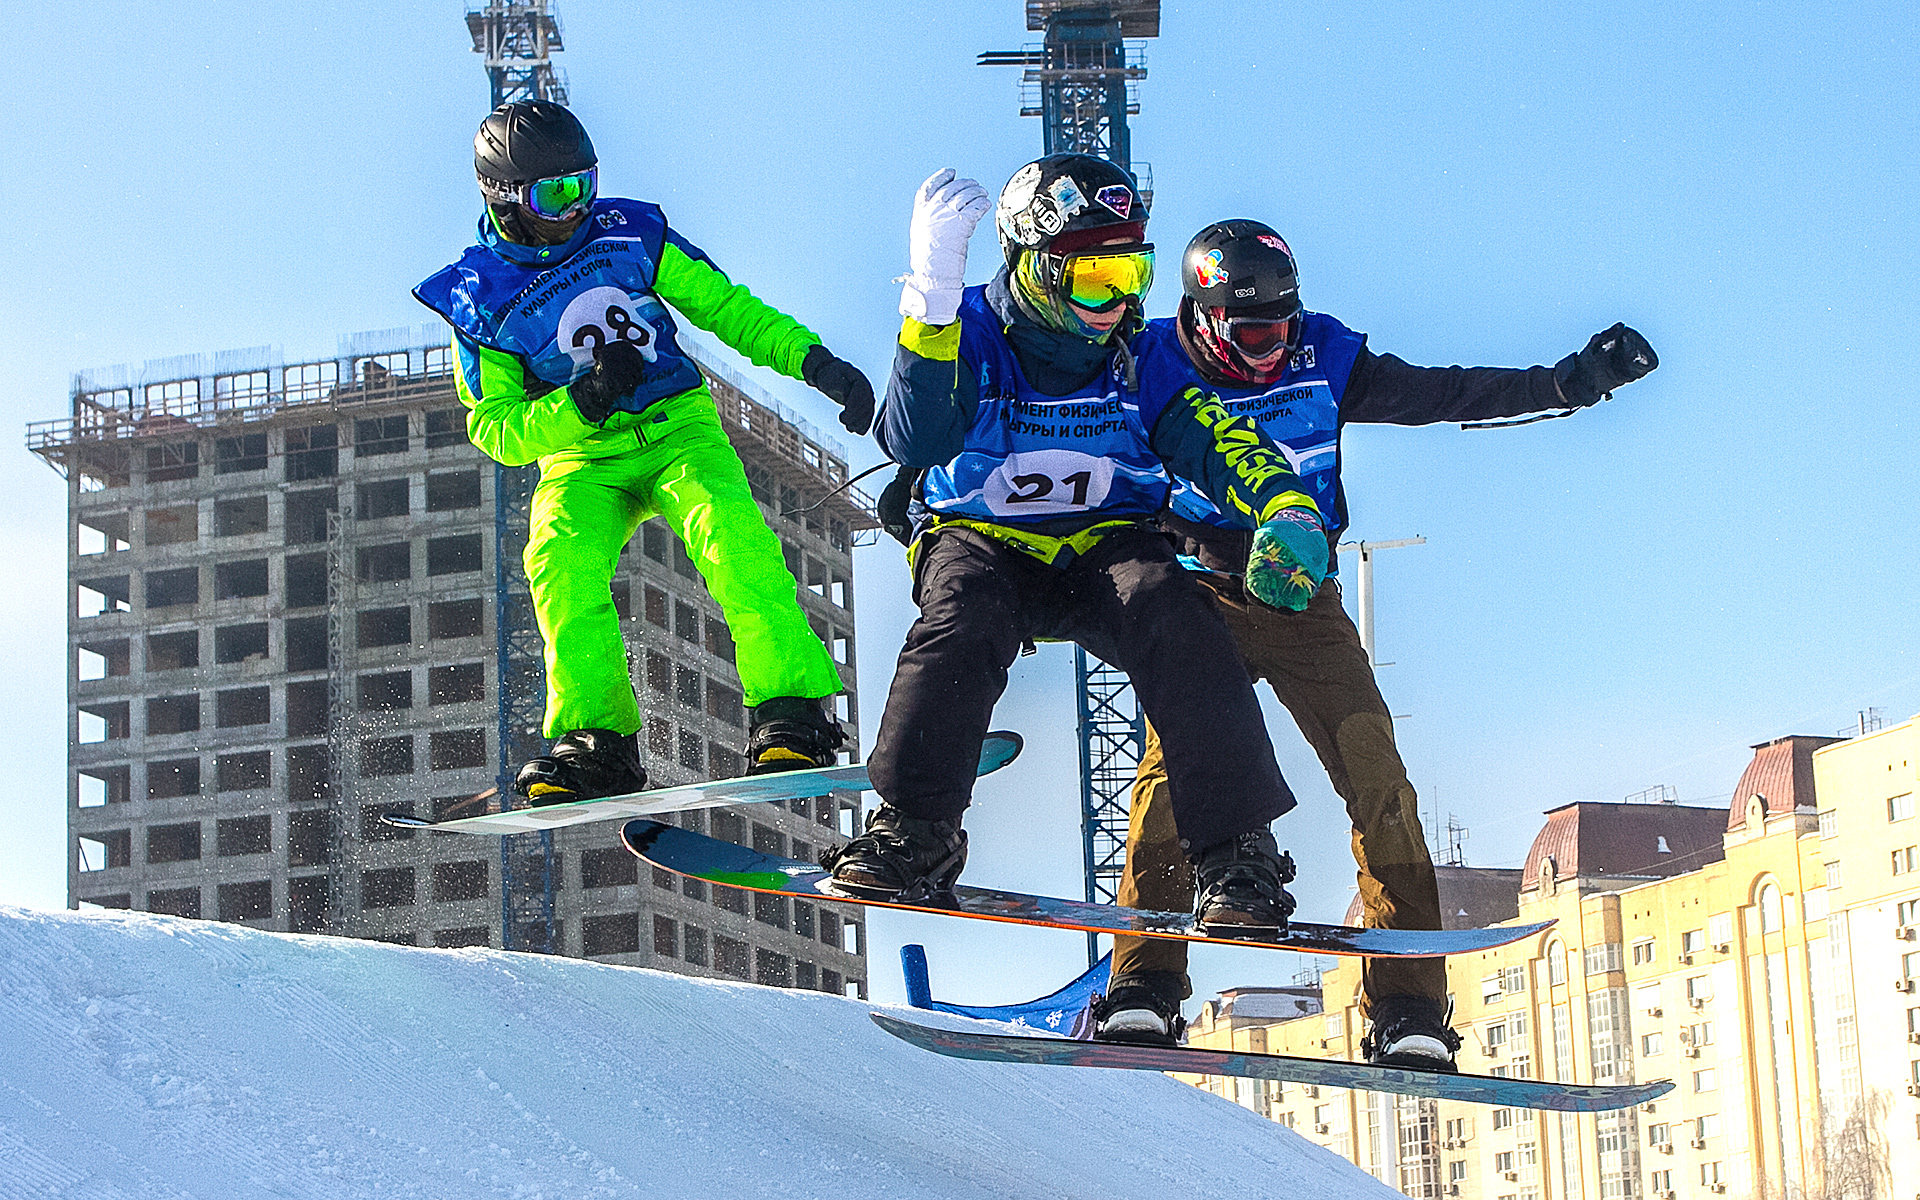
[
  {"x1": 653, "y1": 238, "x2": 820, "y2": 379},
  {"x1": 453, "y1": 333, "x2": 599, "y2": 467}
]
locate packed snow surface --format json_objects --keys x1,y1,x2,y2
[{"x1": 0, "y1": 906, "x2": 1395, "y2": 1198}]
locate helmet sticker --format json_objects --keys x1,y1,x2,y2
[
  {"x1": 1095, "y1": 184, "x2": 1134, "y2": 220},
  {"x1": 1257, "y1": 233, "x2": 1290, "y2": 253},
  {"x1": 999, "y1": 163, "x2": 1046, "y2": 247},
  {"x1": 1194, "y1": 249, "x2": 1230, "y2": 289},
  {"x1": 1048, "y1": 174, "x2": 1089, "y2": 220}
]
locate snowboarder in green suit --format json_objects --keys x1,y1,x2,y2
[{"x1": 415, "y1": 101, "x2": 874, "y2": 801}]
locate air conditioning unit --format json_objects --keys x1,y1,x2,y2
[
  {"x1": 1447, "y1": 1186, "x2": 1460, "y2": 1198},
  {"x1": 1898, "y1": 926, "x2": 1917, "y2": 941},
  {"x1": 1689, "y1": 996, "x2": 1708, "y2": 1008},
  {"x1": 1305, "y1": 1086, "x2": 1321, "y2": 1099},
  {"x1": 1313, "y1": 1123, "x2": 1330, "y2": 1134},
  {"x1": 1659, "y1": 1191, "x2": 1677, "y2": 1200},
  {"x1": 1441, "y1": 1139, "x2": 1458, "y2": 1149},
  {"x1": 1684, "y1": 1047, "x2": 1702, "y2": 1058},
  {"x1": 1481, "y1": 1044, "x2": 1498, "y2": 1057},
  {"x1": 1645, "y1": 1005, "x2": 1662, "y2": 1017},
  {"x1": 1708, "y1": 1183, "x2": 1727, "y2": 1194},
  {"x1": 1908, "y1": 1083, "x2": 1920, "y2": 1097},
  {"x1": 1502, "y1": 1171, "x2": 1520, "y2": 1182},
  {"x1": 1657, "y1": 1142, "x2": 1675, "y2": 1155},
  {"x1": 1713, "y1": 941, "x2": 1731, "y2": 953},
  {"x1": 1677, "y1": 953, "x2": 1694, "y2": 965},
  {"x1": 1908, "y1": 1031, "x2": 1920, "y2": 1044},
  {"x1": 1691, "y1": 1138, "x2": 1708, "y2": 1150},
  {"x1": 1897, "y1": 978, "x2": 1917, "y2": 994}
]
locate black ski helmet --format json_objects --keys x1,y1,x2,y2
[
  {"x1": 1181, "y1": 220, "x2": 1301, "y2": 318},
  {"x1": 995, "y1": 154, "x2": 1148, "y2": 268},
  {"x1": 474, "y1": 101, "x2": 597, "y2": 196}
]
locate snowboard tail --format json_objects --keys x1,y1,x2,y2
[
  {"x1": 870, "y1": 1013, "x2": 1670, "y2": 1113},
  {"x1": 380, "y1": 731, "x2": 1024, "y2": 835},
  {"x1": 621, "y1": 819, "x2": 1553, "y2": 957}
]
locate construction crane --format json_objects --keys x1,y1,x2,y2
[
  {"x1": 981, "y1": 2, "x2": 1161, "y2": 963},
  {"x1": 465, "y1": 0, "x2": 569, "y2": 953}
]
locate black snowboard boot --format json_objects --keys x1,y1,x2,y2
[
  {"x1": 819, "y1": 805, "x2": 967, "y2": 903},
  {"x1": 1091, "y1": 970, "x2": 1188, "y2": 1047},
  {"x1": 512, "y1": 728, "x2": 646, "y2": 807},
  {"x1": 1191, "y1": 830, "x2": 1296, "y2": 936},
  {"x1": 746, "y1": 696, "x2": 848, "y2": 775},
  {"x1": 1361, "y1": 994, "x2": 1463, "y2": 1073}
]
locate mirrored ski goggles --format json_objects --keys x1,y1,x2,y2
[
  {"x1": 1053, "y1": 246, "x2": 1156, "y2": 312},
  {"x1": 484, "y1": 168, "x2": 599, "y2": 219},
  {"x1": 1208, "y1": 310, "x2": 1298, "y2": 358}
]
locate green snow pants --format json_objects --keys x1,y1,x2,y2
[{"x1": 524, "y1": 392, "x2": 843, "y2": 738}]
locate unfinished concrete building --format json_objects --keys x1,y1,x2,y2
[{"x1": 32, "y1": 325, "x2": 876, "y2": 996}]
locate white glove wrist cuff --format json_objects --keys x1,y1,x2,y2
[{"x1": 900, "y1": 279, "x2": 963, "y2": 326}]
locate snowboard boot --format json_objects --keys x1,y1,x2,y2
[
  {"x1": 746, "y1": 696, "x2": 848, "y2": 775},
  {"x1": 1090, "y1": 971, "x2": 1188, "y2": 1047},
  {"x1": 819, "y1": 805, "x2": 967, "y2": 903},
  {"x1": 512, "y1": 728, "x2": 646, "y2": 807},
  {"x1": 1191, "y1": 830, "x2": 1296, "y2": 937},
  {"x1": 1361, "y1": 994, "x2": 1463, "y2": 1073}
]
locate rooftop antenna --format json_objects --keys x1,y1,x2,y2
[
  {"x1": 1625, "y1": 784, "x2": 1680, "y2": 806},
  {"x1": 1441, "y1": 815, "x2": 1468, "y2": 867}
]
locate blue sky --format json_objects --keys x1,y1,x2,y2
[{"x1": 3, "y1": 1, "x2": 1914, "y2": 1008}]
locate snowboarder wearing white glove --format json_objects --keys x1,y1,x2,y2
[{"x1": 897, "y1": 168, "x2": 993, "y2": 326}]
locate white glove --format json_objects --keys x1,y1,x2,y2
[{"x1": 898, "y1": 168, "x2": 992, "y2": 326}]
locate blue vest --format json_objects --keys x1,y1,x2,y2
[
  {"x1": 920, "y1": 287, "x2": 1172, "y2": 530},
  {"x1": 413, "y1": 199, "x2": 705, "y2": 412},
  {"x1": 1135, "y1": 311, "x2": 1364, "y2": 535}
]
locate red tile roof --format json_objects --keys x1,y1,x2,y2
[{"x1": 1725, "y1": 735, "x2": 1843, "y2": 832}]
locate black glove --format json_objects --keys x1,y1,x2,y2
[
  {"x1": 802, "y1": 344, "x2": 876, "y2": 435},
  {"x1": 568, "y1": 340, "x2": 650, "y2": 426},
  {"x1": 877, "y1": 465, "x2": 920, "y2": 547},
  {"x1": 1554, "y1": 322, "x2": 1658, "y2": 408}
]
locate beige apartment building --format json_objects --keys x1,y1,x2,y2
[{"x1": 1185, "y1": 712, "x2": 1920, "y2": 1200}]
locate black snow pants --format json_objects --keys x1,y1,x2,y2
[{"x1": 865, "y1": 524, "x2": 1295, "y2": 855}]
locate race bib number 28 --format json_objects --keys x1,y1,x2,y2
[
  {"x1": 558, "y1": 285, "x2": 661, "y2": 370},
  {"x1": 981, "y1": 450, "x2": 1115, "y2": 516}
]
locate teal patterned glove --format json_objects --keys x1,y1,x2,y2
[{"x1": 1245, "y1": 507, "x2": 1329, "y2": 612}]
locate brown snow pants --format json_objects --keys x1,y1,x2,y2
[{"x1": 1112, "y1": 575, "x2": 1446, "y2": 1018}]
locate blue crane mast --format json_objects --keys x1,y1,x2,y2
[
  {"x1": 465, "y1": 0, "x2": 570, "y2": 954},
  {"x1": 980, "y1": 2, "x2": 1160, "y2": 963}
]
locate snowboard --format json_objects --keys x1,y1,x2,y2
[
  {"x1": 380, "y1": 731, "x2": 1023, "y2": 835},
  {"x1": 869, "y1": 1013, "x2": 1671, "y2": 1113},
  {"x1": 620, "y1": 819, "x2": 1554, "y2": 957}
]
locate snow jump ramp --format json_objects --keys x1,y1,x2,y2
[{"x1": 0, "y1": 905, "x2": 1396, "y2": 1198}]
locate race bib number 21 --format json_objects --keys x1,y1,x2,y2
[{"x1": 981, "y1": 450, "x2": 1114, "y2": 517}]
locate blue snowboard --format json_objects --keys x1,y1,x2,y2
[
  {"x1": 621, "y1": 819, "x2": 1554, "y2": 957},
  {"x1": 870, "y1": 1013, "x2": 1672, "y2": 1112},
  {"x1": 380, "y1": 731, "x2": 1023, "y2": 835}
]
